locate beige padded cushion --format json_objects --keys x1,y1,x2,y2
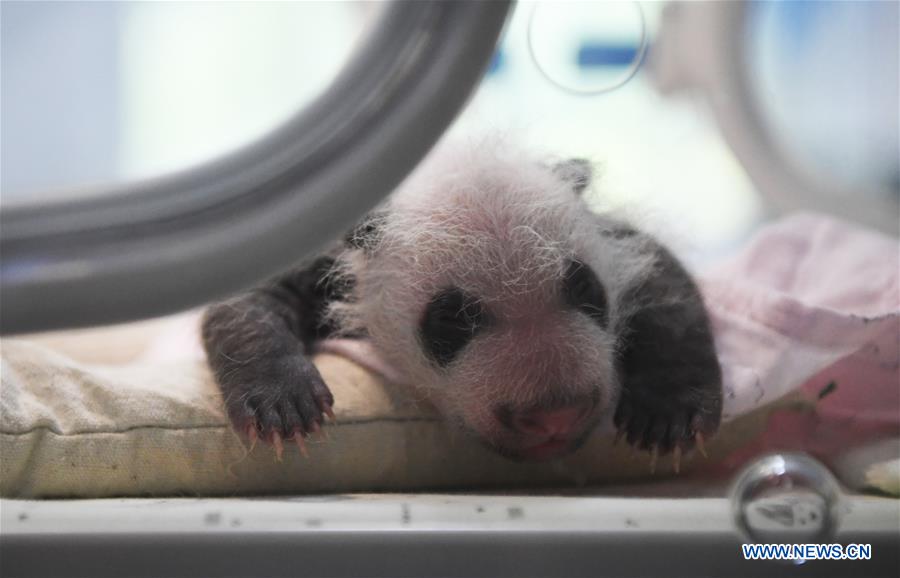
[{"x1": 0, "y1": 339, "x2": 782, "y2": 498}]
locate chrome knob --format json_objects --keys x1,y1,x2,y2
[{"x1": 730, "y1": 453, "x2": 844, "y2": 545}]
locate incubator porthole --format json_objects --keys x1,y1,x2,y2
[
  {"x1": 527, "y1": 1, "x2": 647, "y2": 96},
  {"x1": 743, "y1": 0, "x2": 900, "y2": 197}
]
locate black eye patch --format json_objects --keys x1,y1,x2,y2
[
  {"x1": 563, "y1": 261, "x2": 608, "y2": 327},
  {"x1": 419, "y1": 287, "x2": 488, "y2": 367}
]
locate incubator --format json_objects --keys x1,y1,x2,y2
[{"x1": 1, "y1": 2, "x2": 897, "y2": 576}]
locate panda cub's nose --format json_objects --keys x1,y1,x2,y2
[{"x1": 506, "y1": 405, "x2": 590, "y2": 437}]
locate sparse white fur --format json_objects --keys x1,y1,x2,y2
[{"x1": 328, "y1": 136, "x2": 659, "y2": 448}]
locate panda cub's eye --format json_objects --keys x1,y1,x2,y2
[
  {"x1": 420, "y1": 287, "x2": 487, "y2": 367},
  {"x1": 563, "y1": 261, "x2": 608, "y2": 327}
]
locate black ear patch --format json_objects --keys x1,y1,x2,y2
[
  {"x1": 419, "y1": 287, "x2": 488, "y2": 367},
  {"x1": 563, "y1": 261, "x2": 608, "y2": 327},
  {"x1": 344, "y1": 211, "x2": 385, "y2": 251},
  {"x1": 553, "y1": 158, "x2": 593, "y2": 195}
]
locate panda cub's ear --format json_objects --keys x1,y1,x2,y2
[
  {"x1": 344, "y1": 210, "x2": 386, "y2": 252},
  {"x1": 553, "y1": 158, "x2": 593, "y2": 195}
]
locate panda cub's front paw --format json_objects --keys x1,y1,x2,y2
[
  {"x1": 613, "y1": 383, "x2": 722, "y2": 469},
  {"x1": 220, "y1": 355, "x2": 335, "y2": 459}
]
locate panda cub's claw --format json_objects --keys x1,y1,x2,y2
[
  {"x1": 613, "y1": 386, "x2": 721, "y2": 463},
  {"x1": 224, "y1": 355, "x2": 335, "y2": 459},
  {"x1": 272, "y1": 431, "x2": 285, "y2": 461},
  {"x1": 293, "y1": 429, "x2": 311, "y2": 457},
  {"x1": 245, "y1": 424, "x2": 259, "y2": 450},
  {"x1": 694, "y1": 431, "x2": 708, "y2": 458}
]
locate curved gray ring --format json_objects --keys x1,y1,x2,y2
[
  {"x1": 526, "y1": 1, "x2": 648, "y2": 97},
  {"x1": 0, "y1": 1, "x2": 513, "y2": 334}
]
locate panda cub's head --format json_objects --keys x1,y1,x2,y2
[{"x1": 332, "y1": 140, "x2": 653, "y2": 461}]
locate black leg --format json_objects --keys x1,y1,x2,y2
[
  {"x1": 614, "y1": 239, "x2": 723, "y2": 457},
  {"x1": 201, "y1": 256, "x2": 348, "y2": 450}
]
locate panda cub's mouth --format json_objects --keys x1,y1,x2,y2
[
  {"x1": 476, "y1": 408, "x2": 597, "y2": 462},
  {"x1": 518, "y1": 437, "x2": 577, "y2": 461},
  {"x1": 488, "y1": 428, "x2": 595, "y2": 462},
  {"x1": 487, "y1": 397, "x2": 598, "y2": 461}
]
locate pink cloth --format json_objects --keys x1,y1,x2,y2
[{"x1": 700, "y1": 213, "x2": 899, "y2": 468}]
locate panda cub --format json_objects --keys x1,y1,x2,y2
[{"x1": 201, "y1": 140, "x2": 722, "y2": 464}]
